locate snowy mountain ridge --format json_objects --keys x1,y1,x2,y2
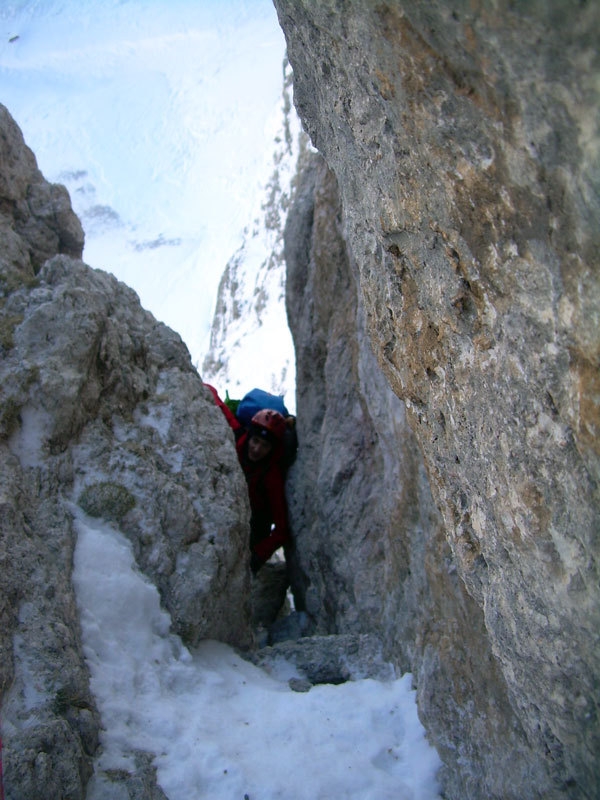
[
  {"x1": 202, "y1": 59, "x2": 308, "y2": 410},
  {"x1": 0, "y1": 0, "x2": 288, "y2": 367}
]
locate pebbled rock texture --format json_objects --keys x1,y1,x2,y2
[
  {"x1": 0, "y1": 107, "x2": 252, "y2": 800},
  {"x1": 284, "y1": 151, "x2": 546, "y2": 798},
  {"x1": 284, "y1": 153, "x2": 441, "y2": 657},
  {"x1": 0, "y1": 103, "x2": 84, "y2": 296},
  {"x1": 250, "y1": 633, "x2": 396, "y2": 685},
  {"x1": 275, "y1": 2, "x2": 599, "y2": 799}
]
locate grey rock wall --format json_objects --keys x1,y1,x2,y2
[
  {"x1": 275, "y1": 2, "x2": 599, "y2": 799},
  {"x1": 285, "y1": 150, "x2": 551, "y2": 799},
  {"x1": 0, "y1": 105, "x2": 252, "y2": 799},
  {"x1": 0, "y1": 104, "x2": 84, "y2": 294},
  {"x1": 284, "y1": 154, "x2": 437, "y2": 655}
]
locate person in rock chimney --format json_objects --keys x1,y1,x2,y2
[{"x1": 205, "y1": 384, "x2": 292, "y2": 573}]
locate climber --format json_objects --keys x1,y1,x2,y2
[{"x1": 205, "y1": 384, "x2": 292, "y2": 573}]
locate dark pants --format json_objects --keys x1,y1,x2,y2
[{"x1": 249, "y1": 510, "x2": 272, "y2": 552}]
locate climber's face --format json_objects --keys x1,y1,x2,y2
[{"x1": 248, "y1": 434, "x2": 273, "y2": 462}]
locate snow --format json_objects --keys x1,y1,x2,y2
[
  {"x1": 72, "y1": 512, "x2": 442, "y2": 800},
  {"x1": 201, "y1": 61, "x2": 302, "y2": 410},
  {"x1": 7, "y1": 405, "x2": 52, "y2": 468},
  {"x1": 0, "y1": 0, "x2": 287, "y2": 367}
]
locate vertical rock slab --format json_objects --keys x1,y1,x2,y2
[
  {"x1": 285, "y1": 152, "x2": 551, "y2": 798},
  {"x1": 275, "y1": 2, "x2": 599, "y2": 798},
  {"x1": 0, "y1": 451, "x2": 100, "y2": 799},
  {"x1": 285, "y1": 154, "x2": 438, "y2": 652}
]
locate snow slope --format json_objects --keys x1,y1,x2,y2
[
  {"x1": 73, "y1": 513, "x2": 442, "y2": 800},
  {"x1": 201, "y1": 60, "x2": 303, "y2": 410},
  {"x1": 0, "y1": 0, "x2": 286, "y2": 366}
]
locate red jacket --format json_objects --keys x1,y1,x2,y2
[
  {"x1": 205, "y1": 384, "x2": 290, "y2": 563},
  {"x1": 235, "y1": 429, "x2": 290, "y2": 561}
]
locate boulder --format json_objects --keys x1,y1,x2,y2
[{"x1": 0, "y1": 106, "x2": 252, "y2": 800}]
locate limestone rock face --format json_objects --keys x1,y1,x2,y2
[
  {"x1": 285, "y1": 151, "x2": 548, "y2": 799},
  {"x1": 284, "y1": 154, "x2": 441, "y2": 655},
  {"x1": 0, "y1": 104, "x2": 84, "y2": 295},
  {"x1": 251, "y1": 633, "x2": 396, "y2": 685},
  {"x1": 276, "y1": 2, "x2": 599, "y2": 798},
  {"x1": 0, "y1": 107, "x2": 252, "y2": 799}
]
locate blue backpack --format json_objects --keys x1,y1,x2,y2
[{"x1": 236, "y1": 388, "x2": 289, "y2": 427}]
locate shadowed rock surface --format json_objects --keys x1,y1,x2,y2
[
  {"x1": 0, "y1": 104, "x2": 84, "y2": 294},
  {"x1": 251, "y1": 633, "x2": 396, "y2": 686},
  {"x1": 284, "y1": 149, "x2": 542, "y2": 800}
]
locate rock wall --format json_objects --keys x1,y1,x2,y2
[
  {"x1": 285, "y1": 150, "x2": 554, "y2": 800},
  {"x1": 275, "y1": 2, "x2": 599, "y2": 799},
  {"x1": 0, "y1": 105, "x2": 252, "y2": 799},
  {"x1": 284, "y1": 154, "x2": 435, "y2": 650},
  {"x1": 0, "y1": 104, "x2": 84, "y2": 291}
]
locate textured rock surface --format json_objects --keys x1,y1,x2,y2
[
  {"x1": 0, "y1": 103, "x2": 84, "y2": 296},
  {"x1": 0, "y1": 108, "x2": 252, "y2": 799},
  {"x1": 251, "y1": 633, "x2": 396, "y2": 685},
  {"x1": 276, "y1": 2, "x2": 599, "y2": 798},
  {"x1": 285, "y1": 151, "x2": 542, "y2": 798},
  {"x1": 284, "y1": 154, "x2": 441, "y2": 657}
]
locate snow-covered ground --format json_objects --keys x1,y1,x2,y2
[
  {"x1": 0, "y1": 0, "x2": 287, "y2": 366},
  {"x1": 73, "y1": 512, "x2": 442, "y2": 800}
]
